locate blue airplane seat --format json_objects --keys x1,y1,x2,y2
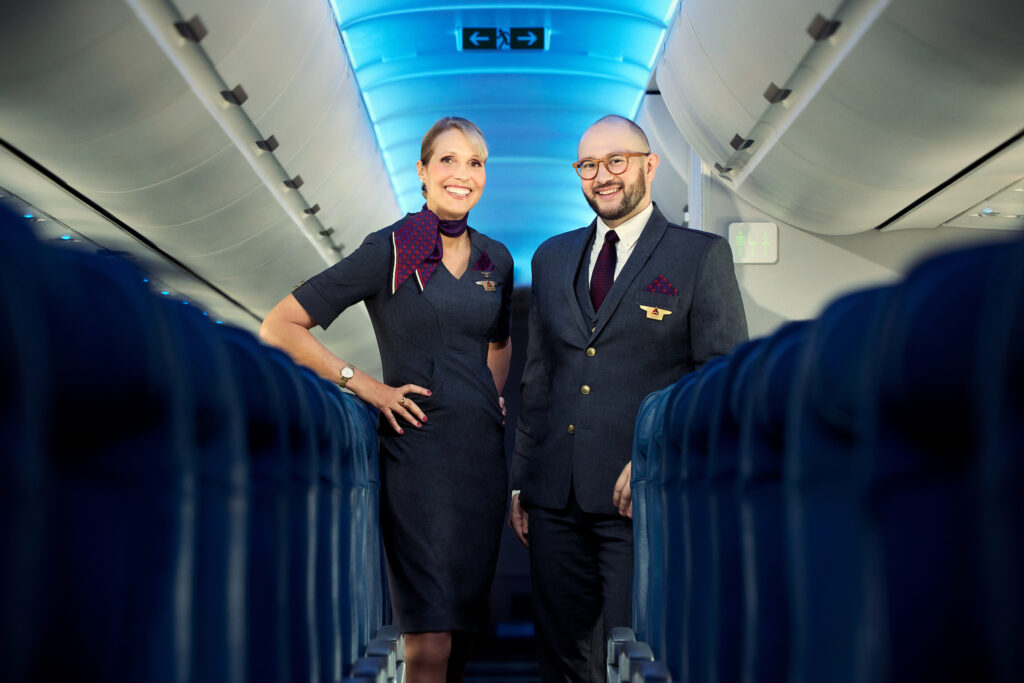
[
  {"x1": 737, "y1": 320, "x2": 811, "y2": 683},
  {"x1": 706, "y1": 339, "x2": 769, "y2": 683},
  {"x1": 35, "y1": 246, "x2": 194, "y2": 683},
  {"x1": 324, "y1": 388, "x2": 364, "y2": 671},
  {"x1": 860, "y1": 242, "x2": 1008, "y2": 682},
  {"x1": 0, "y1": 209, "x2": 52, "y2": 683},
  {"x1": 218, "y1": 325, "x2": 291, "y2": 683},
  {"x1": 974, "y1": 237, "x2": 1024, "y2": 683},
  {"x1": 334, "y1": 391, "x2": 386, "y2": 657},
  {"x1": 631, "y1": 383, "x2": 676, "y2": 648},
  {"x1": 299, "y1": 369, "x2": 344, "y2": 683},
  {"x1": 160, "y1": 301, "x2": 249, "y2": 683},
  {"x1": 678, "y1": 360, "x2": 728, "y2": 683},
  {"x1": 262, "y1": 346, "x2": 321, "y2": 683},
  {"x1": 659, "y1": 367, "x2": 709, "y2": 683},
  {"x1": 784, "y1": 285, "x2": 893, "y2": 683}
]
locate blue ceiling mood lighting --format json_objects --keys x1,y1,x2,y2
[{"x1": 330, "y1": 0, "x2": 679, "y2": 283}]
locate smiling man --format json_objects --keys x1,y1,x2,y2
[{"x1": 509, "y1": 115, "x2": 748, "y2": 682}]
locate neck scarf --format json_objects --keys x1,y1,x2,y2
[{"x1": 391, "y1": 205, "x2": 470, "y2": 293}]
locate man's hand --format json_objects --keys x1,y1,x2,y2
[
  {"x1": 509, "y1": 491, "x2": 529, "y2": 548},
  {"x1": 613, "y1": 461, "x2": 632, "y2": 519}
]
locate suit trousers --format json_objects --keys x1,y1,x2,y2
[{"x1": 527, "y1": 488, "x2": 634, "y2": 683}]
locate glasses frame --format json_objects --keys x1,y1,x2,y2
[{"x1": 572, "y1": 152, "x2": 649, "y2": 180}]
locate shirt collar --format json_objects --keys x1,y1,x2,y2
[{"x1": 595, "y1": 201, "x2": 653, "y2": 251}]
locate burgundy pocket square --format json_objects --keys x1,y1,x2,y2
[{"x1": 645, "y1": 275, "x2": 678, "y2": 295}]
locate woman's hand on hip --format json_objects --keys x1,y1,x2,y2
[{"x1": 353, "y1": 377, "x2": 430, "y2": 435}]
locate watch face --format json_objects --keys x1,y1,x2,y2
[{"x1": 341, "y1": 366, "x2": 354, "y2": 379}]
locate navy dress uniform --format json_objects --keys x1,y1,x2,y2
[
  {"x1": 294, "y1": 208, "x2": 513, "y2": 633},
  {"x1": 514, "y1": 202, "x2": 747, "y2": 680}
]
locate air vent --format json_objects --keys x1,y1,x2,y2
[
  {"x1": 763, "y1": 82, "x2": 792, "y2": 104},
  {"x1": 730, "y1": 135, "x2": 754, "y2": 151},
  {"x1": 807, "y1": 14, "x2": 841, "y2": 41},
  {"x1": 319, "y1": 227, "x2": 335, "y2": 237},
  {"x1": 283, "y1": 175, "x2": 304, "y2": 190},
  {"x1": 304, "y1": 204, "x2": 321, "y2": 215},
  {"x1": 220, "y1": 85, "x2": 248, "y2": 106},
  {"x1": 174, "y1": 15, "x2": 208, "y2": 43},
  {"x1": 256, "y1": 135, "x2": 279, "y2": 152}
]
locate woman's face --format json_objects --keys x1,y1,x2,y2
[{"x1": 417, "y1": 128, "x2": 486, "y2": 221}]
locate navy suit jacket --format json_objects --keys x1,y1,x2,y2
[{"x1": 513, "y1": 204, "x2": 748, "y2": 514}]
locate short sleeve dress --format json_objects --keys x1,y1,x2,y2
[{"x1": 293, "y1": 211, "x2": 513, "y2": 633}]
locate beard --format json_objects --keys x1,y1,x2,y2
[{"x1": 583, "y1": 166, "x2": 647, "y2": 222}]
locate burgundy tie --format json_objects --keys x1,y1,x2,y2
[{"x1": 590, "y1": 229, "x2": 619, "y2": 311}]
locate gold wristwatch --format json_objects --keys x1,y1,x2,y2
[{"x1": 337, "y1": 364, "x2": 355, "y2": 389}]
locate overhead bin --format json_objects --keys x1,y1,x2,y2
[
  {"x1": 656, "y1": 0, "x2": 1024, "y2": 234},
  {"x1": 0, "y1": 0, "x2": 397, "y2": 339}
]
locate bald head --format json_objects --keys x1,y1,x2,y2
[{"x1": 578, "y1": 115, "x2": 650, "y2": 157}]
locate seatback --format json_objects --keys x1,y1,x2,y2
[
  {"x1": 219, "y1": 326, "x2": 291, "y2": 683},
  {"x1": 738, "y1": 320, "x2": 810, "y2": 683},
  {"x1": 300, "y1": 369, "x2": 343, "y2": 683},
  {"x1": 706, "y1": 340, "x2": 767, "y2": 683},
  {"x1": 262, "y1": 346, "x2": 320, "y2": 683},
  {"x1": 784, "y1": 285, "x2": 892, "y2": 683},
  {"x1": 975, "y1": 238, "x2": 1024, "y2": 683},
  {"x1": 36, "y1": 247, "x2": 194, "y2": 683},
  {"x1": 861, "y1": 243, "x2": 1006, "y2": 682},
  {"x1": 0, "y1": 209, "x2": 52, "y2": 683},
  {"x1": 660, "y1": 370, "x2": 704, "y2": 682},
  {"x1": 165, "y1": 302, "x2": 249, "y2": 683},
  {"x1": 631, "y1": 384, "x2": 675, "y2": 648},
  {"x1": 679, "y1": 360, "x2": 728, "y2": 683},
  {"x1": 335, "y1": 391, "x2": 385, "y2": 660}
]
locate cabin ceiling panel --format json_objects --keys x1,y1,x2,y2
[
  {"x1": 0, "y1": 0, "x2": 399, "y2": 375},
  {"x1": 332, "y1": 0, "x2": 679, "y2": 283},
  {"x1": 172, "y1": 0, "x2": 275, "y2": 65},
  {"x1": 885, "y1": 137, "x2": 1024, "y2": 231},
  {"x1": 656, "y1": 0, "x2": 1024, "y2": 235},
  {"x1": 656, "y1": 12, "x2": 755, "y2": 171},
  {"x1": 203, "y1": 0, "x2": 330, "y2": 125},
  {"x1": 636, "y1": 94, "x2": 693, "y2": 187}
]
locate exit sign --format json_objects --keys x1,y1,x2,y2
[{"x1": 460, "y1": 27, "x2": 546, "y2": 51}]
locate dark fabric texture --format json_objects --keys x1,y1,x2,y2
[
  {"x1": 293, "y1": 214, "x2": 513, "y2": 632},
  {"x1": 513, "y1": 203, "x2": 748, "y2": 514},
  {"x1": 526, "y1": 493, "x2": 634, "y2": 683}
]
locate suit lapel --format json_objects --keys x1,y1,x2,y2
[
  {"x1": 563, "y1": 223, "x2": 595, "y2": 339},
  {"x1": 590, "y1": 205, "x2": 669, "y2": 339}
]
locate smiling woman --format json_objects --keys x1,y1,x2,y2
[
  {"x1": 260, "y1": 116, "x2": 514, "y2": 683},
  {"x1": 416, "y1": 117, "x2": 488, "y2": 221}
]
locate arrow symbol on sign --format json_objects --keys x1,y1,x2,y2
[
  {"x1": 515, "y1": 30, "x2": 537, "y2": 46},
  {"x1": 470, "y1": 31, "x2": 491, "y2": 46}
]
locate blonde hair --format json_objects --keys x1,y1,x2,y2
[{"x1": 420, "y1": 117, "x2": 488, "y2": 195}]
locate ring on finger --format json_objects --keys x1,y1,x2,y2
[{"x1": 400, "y1": 397, "x2": 407, "y2": 406}]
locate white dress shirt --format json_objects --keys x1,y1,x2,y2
[{"x1": 587, "y1": 202, "x2": 654, "y2": 282}]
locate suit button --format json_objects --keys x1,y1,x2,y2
[
  {"x1": 586, "y1": 347, "x2": 596, "y2": 357},
  {"x1": 568, "y1": 424, "x2": 575, "y2": 435},
  {"x1": 581, "y1": 385, "x2": 591, "y2": 395}
]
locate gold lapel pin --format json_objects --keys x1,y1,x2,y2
[
  {"x1": 476, "y1": 280, "x2": 497, "y2": 292},
  {"x1": 639, "y1": 305, "x2": 672, "y2": 321}
]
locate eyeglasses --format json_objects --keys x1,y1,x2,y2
[{"x1": 572, "y1": 152, "x2": 649, "y2": 180}]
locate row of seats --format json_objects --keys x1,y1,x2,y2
[
  {"x1": 0, "y1": 206, "x2": 389, "y2": 683},
  {"x1": 630, "y1": 237, "x2": 1024, "y2": 683}
]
